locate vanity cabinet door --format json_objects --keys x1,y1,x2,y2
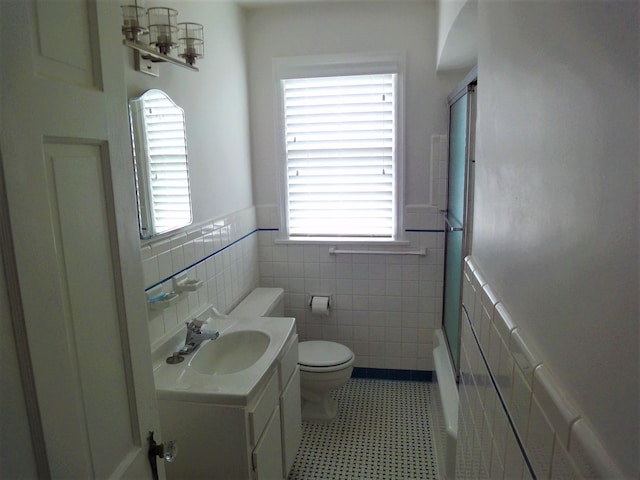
[
  {"x1": 249, "y1": 371, "x2": 279, "y2": 441},
  {"x1": 281, "y1": 366, "x2": 302, "y2": 476},
  {"x1": 280, "y1": 367, "x2": 302, "y2": 477},
  {"x1": 252, "y1": 406, "x2": 283, "y2": 480},
  {"x1": 277, "y1": 334, "x2": 302, "y2": 477},
  {"x1": 278, "y1": 335, "x2": 299, "y2": 386}
]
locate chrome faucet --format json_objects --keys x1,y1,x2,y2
[{"x1": 179, "y1": 319, "x2": 219, "y2": 354}]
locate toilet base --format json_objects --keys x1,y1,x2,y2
[{"x1": 301, "y1": 396, "x2": 338, "y2": 423}]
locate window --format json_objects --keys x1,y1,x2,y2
[{"x1": 277, "y1": 55, "x2": 403, "y2": 240}]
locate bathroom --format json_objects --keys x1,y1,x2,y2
[{"x1": 0, "y1": 0, "x2": 637, "y2": 479}]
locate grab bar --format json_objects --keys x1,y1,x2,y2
[
  {"x1": 440, "y1": 210, "x2": 464, "y2": 233},
  {"x1": 329, "y1": 247, "x2": 427, "y2": 256}
]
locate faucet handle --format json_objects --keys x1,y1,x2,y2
[
  {"x1": 186, "y1": 320, "x2": 199, "y2": 332},
  {"x1": 186, "y1": 318, "x2": 208, "y2": 332}
]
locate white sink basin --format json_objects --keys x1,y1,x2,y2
[
  {"x1": 189, "y1": 330, "x2": 270, "y2": 375},
  {"x1": 153, "y1": 316, "x2": 295, "y2": 406}
]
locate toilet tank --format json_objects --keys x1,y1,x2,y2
[{"x1": 230, "y1": 288, "x2": 285, "y2": 317}]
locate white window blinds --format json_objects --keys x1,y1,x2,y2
[
  {"x1": 138, "y1": 91, "x2": 192, "y2": 235},
  {"x1": 283, "y1": 73, "x2": 396, "y2": 238}
]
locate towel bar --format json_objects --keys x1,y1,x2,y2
[{"x1": 328, "y1": 247, "x2": 427, "y2": 256}]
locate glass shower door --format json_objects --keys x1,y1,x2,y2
[{"x1": 442, "y1": 82, "x2": 475, "y2": 378}]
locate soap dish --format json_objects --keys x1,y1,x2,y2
[
  {"x1": 146, "y1": 286, "x2": 179, "y2": 310},
  {"x1": 172, "y1": 272, "x2": 203, "y2": 293}
]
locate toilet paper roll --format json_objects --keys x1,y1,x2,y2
[{"x1": 311, "y1": 296, "x2": 330, "y2": 316}]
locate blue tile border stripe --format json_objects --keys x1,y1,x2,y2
[
  {"x1": 352, "y1": 367, "x2": 433, "y2": 382},
  {"x1": 462, "y1": 304, "x2": 538, "y2": 480},
  {"x1": 145, "y1": 229, "x2": 260, "y2": 292},
  {"x1": 144, "y1": 226, "x2": 444, "y2": 293},
  {"x1": 257, "y1": 228, "x2": 445, "y2": 233}
]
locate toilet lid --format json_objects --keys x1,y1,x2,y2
[{"x1": 299, "y1": 341, "x2": 354, "y2": 368}]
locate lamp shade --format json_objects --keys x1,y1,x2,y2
[
  {"x1": 148, "y1": 7, "x2": 178, "y2": 54},
  {"x1": 121, "y1": 4, "x2": 148, "y2": 41},
  {"x1": 178, "y1": 22, "x2": 204, "y2": 66}
]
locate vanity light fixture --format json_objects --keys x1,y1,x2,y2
[{"x1": 121, "y1": 1, "x2": 203, "y2": 72}]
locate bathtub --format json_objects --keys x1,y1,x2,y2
[{"x1": 432, "y1": 329, "x2": 458, "y2": 479}]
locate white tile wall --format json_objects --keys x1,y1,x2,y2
[
  {"x1": 258, "y1": 231, "x2": 444, "y2": 372},
  {"x1": 142, "y1": 207, "x2": 260, "y2": 347},
  {"x1": 142, "y1": 202, "x2": 446, "y2": 375},
  {"x1": 457, "y1": 255, "x2": 625, "y2": 479}
]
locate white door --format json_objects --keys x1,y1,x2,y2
[{"x1": 1, "y1": 1, "x2": 162, "y2": 478}]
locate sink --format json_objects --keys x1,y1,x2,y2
[
  {"x1": 153, "y1": 316, "x2": 295, "y2": 406},
  {"x1": 189, "y1": 330, "x2": 270, "y2": 375}
]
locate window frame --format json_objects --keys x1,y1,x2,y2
[{"x1": 273, "y1": 53, "x2": 406, "y2": 244}]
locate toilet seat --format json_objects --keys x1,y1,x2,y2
[{"x1": 299, "y1": 341, "x2": 354, "y2": 373}]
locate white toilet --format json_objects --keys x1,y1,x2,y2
[
  {"x1": 231, "y1": 288, "x2": 355, "y2": 423},
  {"x1": 298, "y1": 340, "x2": 354, "y2": 423}
]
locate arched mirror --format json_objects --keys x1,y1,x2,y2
[{"x1": 129, "y1": 89, "x2": 193, "y2": 239}]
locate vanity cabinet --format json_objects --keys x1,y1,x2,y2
[{"x1": 158, "y1": 332, "x2": 301, "y2": 480}]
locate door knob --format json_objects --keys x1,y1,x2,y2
[{"x1": 148, "y1": 431, "x2": 178, "y2": 480}]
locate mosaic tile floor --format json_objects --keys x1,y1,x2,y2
[{"x1": 288, "y1": 378, "x2": 441, "y2": 480}]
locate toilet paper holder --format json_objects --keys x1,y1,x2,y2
[{"x1": 307, "y1": 293, "x2": 333, "y2": 310}]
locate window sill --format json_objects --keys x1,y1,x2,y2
[{"x1": 273, "y1": 237, "x2": 410, "y2": 247}]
